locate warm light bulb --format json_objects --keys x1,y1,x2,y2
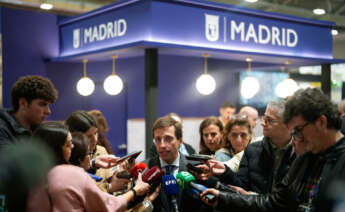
[
  {"x1": 332, "y1": 29, "x2": 338, "y2": 36},
  {"x1": 196, "y1": 74, "x2": 216, "y2": 95},
  {"x1": 313, "y1": 8, "x2": 325, "y2": 15},
  {"x1": 241, "y1": 76, "x2": 260, "y2": 99},
  {"x1": 104, "y1": 75, "x2": 124, "y2": 95},
  {"x1": 275, "y1": 78, "x2": 299, "y2": 98},
  {"x1": 40, "y1": 3, "x2": 53, "y2": 10},
  {"x1": 76, "y1": 77, "x2": 95, "y2": 96}
]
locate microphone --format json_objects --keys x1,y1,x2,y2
[
  {"x1": 186, "y1": 188, "x2": 202, "y2": 200},
  {"x1": 203, "y1": 176, "x2": 238, "y2": 193},
  {"x1": 143, "y1": 166, "x2": 163, "y2": 184},
  {"x1": 88, "y1": 173, "x2": 103, "y2": 182},
  {"x1": 143, "y1": 166, "x2": 163, "y2": 193},
  {"x1": 162, "y1": 174, "x2": 179, "y2": 212},
  {"x1": 130, "y1": 162, "x2": 148, "y2": 179},
  {"x1": 176, "y1": 171, "x2": 216, "y2": 203}
]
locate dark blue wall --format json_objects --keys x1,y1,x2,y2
[
  {"x1": 1, "y1": 7, "x2": 245, "y2": 156},
  {"x1": 2, "y1": 8, "x2": 59, "y2": 108},
  {"x1": 46, "y1": 58, "x2": 145, "y2": 155},
  {"x1": 158, "y1": 55, "x2": 239, "y2": 117}
]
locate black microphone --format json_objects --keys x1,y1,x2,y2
[
  {"x1": 203, "y1": 176, "x2": 238, "y2": 193},
  {"x1": 162, "y1": 174, "x2": 179, "y2": 212}
]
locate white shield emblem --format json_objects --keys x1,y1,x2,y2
[
  {"x1": 73, "y1": 29, "x2": 80, "y2": 49},
  {"x1": 205, "y1": 14, "x2": 219, "y2": 42}
]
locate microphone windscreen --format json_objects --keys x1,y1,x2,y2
[
  {"x1": 176, "y1": 171, "x2": 196, "y2": 189},
  {"x1": 143, "y1": 166, "x2": 162, "y2": 184},
  {"x1": 162, "y1": 174, "x2": 179, "y2": 195},
  {"x1": 203, "y1": 176, "x2": 219, "y2": 188},
  {"x1": 130, "y1": 162, "x2": 148, "y2": 179}
]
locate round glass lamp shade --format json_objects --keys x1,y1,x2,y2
[
  {"x1": 196, "y1": 74, "x2": 216, "y2": 95},
  {"x1": 275, "y1": 78, "x2": 299, "y2": 98},
  {"x1": 76, "y1": 77, "x2": 95, "y2": 96},
  {"x1": 104, "y1": 74, "x2": 124, "y2": 95},
  {"x1": 240, "y1": 76, "x2": 260, "y2": 99}
]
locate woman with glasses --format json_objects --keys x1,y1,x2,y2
[
  {"x1": 27, "y1": 121, "x2": 150, "y2": 212},
  {"x1": 214, "y1": 115, "x2": 252, "y2": 172},
  {"x1": 199, "y1": 116, "x2": 223, "y2": 155}
]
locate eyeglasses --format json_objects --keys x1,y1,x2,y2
[
  {"x1": 291, "y1": 122, "x2": 310, "y2": 140},
  {"x1": 261, "y1": 116, "x2": 279, "y2": 125},
  {"x1": 154, "y1": 135, "x2": 175, "y2": 144}
]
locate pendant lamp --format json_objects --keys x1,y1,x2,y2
[
  {"x1": 275, "y1": 61, "x2": 299, "y2": 98},
  {"x1": 76, "y1": 59, "x2": 95, "y2": 96},
  {"x1": 104, "y1": 55, "x2": 124, "y2": 95},
  {"x1": 196, "y1": 53, "x2": 216, "y2": 95},
  {"x1": 240, "y1": 58, "x2": 260, "y2": 99}
]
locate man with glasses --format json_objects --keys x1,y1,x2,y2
[
  {"x1": 200, "y1": 88, "x2": 345, "y2": 212},
  {"x1": 196, "y1": 100, "x2": 296, "y2": 196},
  {"x1": 145, "y1": 115, "x2": 205, "y2": 212}
]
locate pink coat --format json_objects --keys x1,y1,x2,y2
[{"x1": 27, "y1": 164, "x2": 127, "y2": 212}]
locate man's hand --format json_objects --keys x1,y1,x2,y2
[
  {"x1": 95, "y1": 155, "x2": 119, "y2": 168},
  {"x1": 108, "y1": 174, "x2": 130, "y2": 193},
  {"x1": 133, "y1": 172, "x2": 150, "y2": 196},
  {"x1": 207, "y1": 159, "x2": 226, "y2": 175},
  {"x1": 229, "y1": 185, "x2": 250, "y2": 195},
  {"x1": 146, "y1": 184, "x2": 161, "y2": 202},
  {"x1": 200, "y1": 188, "x2": 219, "y2": 207},
  {"x1": 194, "y1": 163, "x2": 212, "y2": 181}
]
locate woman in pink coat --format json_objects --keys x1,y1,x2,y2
[{"x1": 27, "y1": 121, "x2": 150, "y2": 212}]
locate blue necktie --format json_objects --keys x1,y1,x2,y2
[{"x1": 165, "y1": 165, "x2": 175, "y2": 175}]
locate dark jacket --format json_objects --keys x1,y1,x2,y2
[
  {"x1": 216, "y1": 137, "x2": 345, "y2": 212},
  {"x1": 0, "y1": 108, "x2": 30, "y2": 150},
  {"x1": 144, "y1": 154, "x2": 211, "y2": 212},
  {"x1": 218, "y1": 137, "x2": 295, "y2": 194}
]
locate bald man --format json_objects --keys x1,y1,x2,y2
[
  {"x1": 239, "y1": 106, "x2": 262, "y2": 141},
  {"x1": 239, "y1": 106, "x2": 258, "y2": 129}
]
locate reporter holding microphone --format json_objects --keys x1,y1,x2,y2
[{"x1": 27, "y1": 122, "x2": 150, "y2": 212}]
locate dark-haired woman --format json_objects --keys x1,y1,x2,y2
[
  {"x1": 65, "y1": 110, "x2": 115, "y2": 187},
  {"x1": 199, "y1": 116, "x2": 223, "y2": 155},
  {"x1": 88, "y1": 109, "x2": 115, "y2": 154},
  {"x1": 27, "y1": 121, "x2": 150, "y2": 212},
  {"x1": 69, "y1": 132, "x2": 91, "y2": 170},
  {"x1": 214, "y1": 116, "x2": 252, "y2": 172}
]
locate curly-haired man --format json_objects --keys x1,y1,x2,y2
[{"x1": 0, "y1": 75, "x2": 58, "y2": 149}]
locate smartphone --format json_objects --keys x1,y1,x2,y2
[
  {"x1": 186, "y1": 154, "x2": 212, "y2": 162},
  {"x1": 117, "y1": 150, "x2": 142, "y2": 163},
  {"x1": 187, "y1": 163, "x2": 203, "y2": 174}
]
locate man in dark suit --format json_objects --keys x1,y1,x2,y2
[{"x1": 145, "y1": 115, "x2": 209, "y2": 212}]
